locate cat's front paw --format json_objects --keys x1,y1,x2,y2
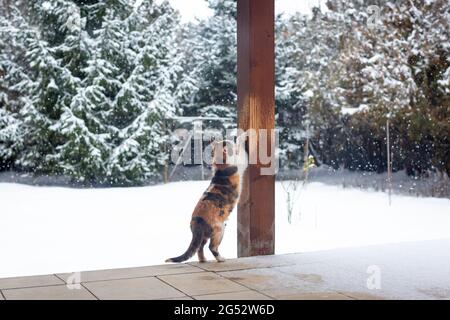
[{"x1": 216, "y1": 256, "x2": 226, "y2": 263}]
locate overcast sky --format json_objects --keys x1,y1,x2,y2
[{"x1": 153, "y1": 0, "x2": 326, "y2": 22}]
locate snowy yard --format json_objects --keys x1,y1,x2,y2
[{"x1": 1, "y1": 181, "x2": 450, "y2": 279}]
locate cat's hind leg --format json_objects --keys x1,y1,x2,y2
[
  {"x1": 209, "y1": 225, "x2": 226, "y2": 262},
  {"x1": 197, "y1": 237, "x2": 208, "y2": 263}
]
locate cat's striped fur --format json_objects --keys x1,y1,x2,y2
[{"x1": 166, "y1": 139, "x2": 246, "y2": 263}]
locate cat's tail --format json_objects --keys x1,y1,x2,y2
[{"x1": 165, "y1": 217, "x2": 208, "y2": 263}]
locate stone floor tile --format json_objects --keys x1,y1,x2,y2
[
  {"x1": 159, "y1": 272, "x2": 247, "y2": 296},
  {"x1": 218, "y1": 267, "x2": 303, "y2": 291},
  {"x1": 0, "y1": 275, "x2": 64, "y2": 290},
  {"x1": 84, "y1": 277, "x2": 185, "y2": 300},
  {"x1": 3, "y1": 285, "x2": 96, "y2": 300}
]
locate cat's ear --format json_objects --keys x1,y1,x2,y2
[
  {"x1": 208, "y1": 137, "x2": 217, "y2": 150},
  {"x1": 236, "y1": 132, "x2": 246, "y2": 144},
  {"x1": 235, "y1": 133, "x2": 248, "y2": 154},
  {"x1": 210, "y1": 141, "x2": 216, "y2": 158}
]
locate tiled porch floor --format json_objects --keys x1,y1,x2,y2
[{"x1": 1, "y1": 240, "x2": 449, "y2": 300}]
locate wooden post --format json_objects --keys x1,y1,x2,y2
[{"x1": 237, "y1": 0, "x2": 275, "y2": 257}]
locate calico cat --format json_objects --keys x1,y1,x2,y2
[{"x1": 166, "y1": 139, "x2": 246, "y2": 263}]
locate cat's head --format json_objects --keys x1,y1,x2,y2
[{"x1": 211, "y1": 140, "x2": 238, "y2": 169}]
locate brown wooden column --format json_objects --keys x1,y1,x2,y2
[{"x1": 237, "y1": 0, "x2": 275, "y2": 257}]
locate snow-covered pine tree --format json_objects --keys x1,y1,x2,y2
[
  {"x1": 52, "y1": 53, "x2": 113, "y2": 184},
  {"x1": 403, "y1": 0, "x2": 450, "y2": 175},
  {"x1": 275, "y1": 7, "x2": 347, "y2": 169},
  {"x1": 335, "y1": 0, "x2": 416, "y2": 113},
  {"x1": 52, "y1": 3, "x2": 128, "y2": 185},
  {"x1": 1, "y1": 0, "x2": 183, "y2": 185},
  {"x1": 1, "y1": 1, "x2": 80, "y2": 174},
  {"x1": 179, "y1": 0, "x2": 237, "y2": 129},
  {"x1": 0, "y1": 5, "x2": 28, "y2": 169},
  {"x1": 107, "y1": 1, "x2": 181, "y2": 185},
  {"x1": 173, "y1": 23, "x2": 201, "y2": 114},
  {"x1": 331, "y1": 0, "x2": 449, "y2": 175},
  {"x1": 320, "y1": 0, "x2": 413, "y2": 172},
  {"x1": 275, "y1": 14, "x2": 307, "y2": 169}
]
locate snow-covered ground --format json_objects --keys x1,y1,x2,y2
[{"x1": 1, "y1": 181, "x2": 449, "y2": 278}]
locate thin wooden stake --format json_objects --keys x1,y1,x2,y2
[{"x1": 387, "y1": 118, "x2": 392, "y2": 206}]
